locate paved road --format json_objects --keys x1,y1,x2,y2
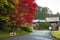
[{"x1": 0, "y1": 30, "x2": 56, "y2": 40}]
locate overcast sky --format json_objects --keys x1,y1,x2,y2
[{"x1": 35, "y1": 0, "x2": 60, "y2": 14}]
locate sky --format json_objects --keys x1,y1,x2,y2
[{"x1": 35, "y1": 0, "x2": 60, "y2": 14}]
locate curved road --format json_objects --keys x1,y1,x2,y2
[{"x1": 0, "y1": 30, "x2": 56, "y2": 40}]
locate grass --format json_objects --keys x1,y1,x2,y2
[
  {"x1": 0, "y1": 28, "x2": 28, "y2": 38},
  {"x1": 0, "y1": 32, "x2": 9, "y2": 38},
  {"x1": 51, "y1": 30, "x2": 60, "y2": 39}
]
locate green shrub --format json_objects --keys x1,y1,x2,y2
[
  {"x1": 38, "y1": 22, "x2": 50, "y2": 30},
  {"x1": 20, "y1": 27, "x2": 32, "y2": 32}
]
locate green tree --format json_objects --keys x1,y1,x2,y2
[
  {"x1": 34, "y1": 6, "x2": 42, "y2": 19},
  {"x1": 41, "y1": 7, "x2": 48, "y2": 19},
  {"x1": 34, "y1": 6, "x2": 48, "y2": 19},
  {"x1": 0, "y1": 0, "x2": 15, "y2": 31}
]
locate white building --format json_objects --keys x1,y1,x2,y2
[{"x1": 32, "y1": 17, "x2": 60, "y2": 30}]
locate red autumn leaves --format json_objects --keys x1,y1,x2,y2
[
  {"x1": 18, "y1": 0, "x2": 37, "y2": 24},
  {"x1": 10, "y1": 0, "x2": 37, "y2": 26}
]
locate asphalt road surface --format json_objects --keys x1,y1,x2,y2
[{"x1": 0, "y1": 30, "x2": 56, "y2": 40}]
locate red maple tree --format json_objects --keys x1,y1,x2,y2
[{"x1": 10, "y1": 0, "x2": 37, "y2": 27}]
